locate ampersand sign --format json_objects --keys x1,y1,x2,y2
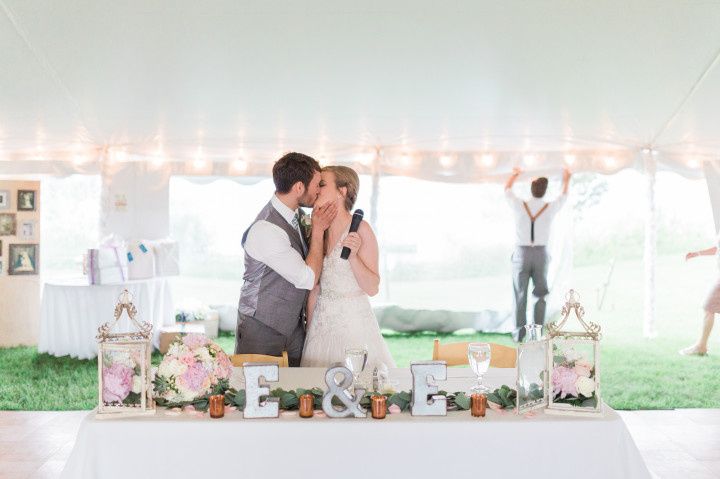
[{"x1": 321, "y1": 364, "x2": 367, "y2": 418}]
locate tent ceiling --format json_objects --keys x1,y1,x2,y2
[{"x1": 1, "y1": 0, "x2": 720, "y2": 167}]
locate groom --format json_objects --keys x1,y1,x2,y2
[{"x1": 235, "y1": 152, "x2": 337, "y2": 366}]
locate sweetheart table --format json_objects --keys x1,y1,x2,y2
[{"x1": 61, "y1": 367, "x2": 650, "y2": 479}]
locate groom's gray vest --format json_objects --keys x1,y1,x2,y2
[{"x1": 238, "y1": 201, "x2": 309, "y2": 337}]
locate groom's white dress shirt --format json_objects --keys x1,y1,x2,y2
[
  {"x1": 505, "y1": 189, "x2": 567, "y2": 246},
  {"x1": 243, "y1": 195, "x2": 315, "y2": 290}
]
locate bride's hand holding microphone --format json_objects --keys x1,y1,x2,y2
[{"x1": 341, "y1": 232, "x2": 362, "y2": 260}]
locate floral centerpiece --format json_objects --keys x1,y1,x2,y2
[
  {"x1": 97, "y1": 289, "x2": 155, "y2": 417},
  {"x1": 102, "y1": 350, "x2": 145, "y2": 405},
  {"x1": 551, "y1": 346, "x2": 597, "y2": 408},
  {"x1": 153, "y1": 334, "x2": 233, "y2": 409}
]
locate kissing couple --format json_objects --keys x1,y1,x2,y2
[{"x1": 234, "y1": 152, "x2": 396, "y2": 369}]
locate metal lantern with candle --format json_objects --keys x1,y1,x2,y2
[
  {"x1": 96, "y1": 289, "x2": 156, "y2": 417},
  {"x1": 544, "y1": 290, "x2": 602, "y2": 417}
]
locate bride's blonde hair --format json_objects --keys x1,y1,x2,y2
[{"x1": 323, "y1": 165, "x2": 359, "y2": 212}]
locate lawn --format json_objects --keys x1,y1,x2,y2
[{"x1": 2, "y1": 255, "x2": 720, "y2": 410}]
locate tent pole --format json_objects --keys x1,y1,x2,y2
[
  {"x1": 369, "y1": 147, "x2": 381, "y2": 230},
  {"x1": 643, "y1": 151, "x2": 658, "y2": 338}
]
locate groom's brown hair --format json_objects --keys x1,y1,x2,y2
[{"x1": 273, "y1": 152, "x2": 321, "y2": 194}]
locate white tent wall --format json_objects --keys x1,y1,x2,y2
[{"x1": 99, "y1": 160, "x2": 170, "y2": 241}]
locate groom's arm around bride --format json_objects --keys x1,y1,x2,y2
[{"x1": 235, "y1": 152, "x2": 336, "y2": 366}]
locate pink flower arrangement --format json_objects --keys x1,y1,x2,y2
[
  {"x1": 552, "y1": 366, "x2": 578, "y2": 399},
  {"x1": 103, "y1": 362, "x2": 134, "y2": 404},
  {"x1": 155, "y1": 334, "x2": 233, "y2": 404}
]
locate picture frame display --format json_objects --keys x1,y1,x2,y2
[
  {"x1": 17, "y1": 190, "x2": 36, "y2": 211},
  {"x1": 0, "y1": 190, "x2": 9, "y2": 210},
  {"x1": 0, "y1": 213, "x2": 16, "y2": 236},
  {"x1": 8, "y1": 243, "x2": 39, "y2": 275}
]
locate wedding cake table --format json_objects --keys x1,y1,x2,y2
[{"x1": 61, "y1": 367, "x2": 650, "y2": 478}]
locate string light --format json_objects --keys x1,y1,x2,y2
[
  {"x1": 439, "y1": 154, "x2": 456, "y2": 169},
  {"x1": 480, "y1": 154, "x2": 495, "y2": 167},
  {"x1": 564, "y1": 154, "x2": 576, "y2": 166},
  {"x1": 603, "y1": 156, "x2": 617, "y2": 169},
  {"x1": 231, "y1": 158, "x2": 249, "y2": 174},
  {"x1": 523, "y1": 154, "x2": 536, "y2": 166},
  {"x1": 687, "y1": 158, "x2": 701, "y2": 169}
]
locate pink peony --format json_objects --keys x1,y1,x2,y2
[
  {"x1": 552, "y1": 366, "x2": 578, "y2": 399},
  {"x1": 182, "y1": 333, "x2": 210, "y2": 349},
  {"x1": 103, "y1": 362, "x2": 134, "y2": 404},
  {"x1": 179, "y1": 353, "x2": 196, "y2": 366},
  {"x1": 573, "y1": 360, "x2": 592, "y2": 378},
  {"x1": 177, "y1": 362, "x2": 209, "y2": 393}
]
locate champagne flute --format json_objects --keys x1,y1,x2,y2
[
  {"x1": 467, "y1": 342, "x2": 491, "y2": 393},
  {"x1": 344, "y1": 346, "x2": 368, "y2": 388}
]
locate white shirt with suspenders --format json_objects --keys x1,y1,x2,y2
[{"x1": 505, "y1": 190, "x2": 568, "y2": 246}]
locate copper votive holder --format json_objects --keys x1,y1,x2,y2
[
  {"x1": 209, "y1": 394, "x2": 225, "y2": 419},
  {"x1": 471, "y1": 393, "x2": 487, "y2": 417},
  {"x1": 299, "y1": 394, "x2": 314, "y2": 418},
  {"x1": 371, "y1": 395, "x2": 387, "y2": 419}
]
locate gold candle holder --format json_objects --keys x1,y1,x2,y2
[
  {"x1": 371, "y1": 395, "x2": 387, "y2": 419},
  {"x1": 471, "y1": 393, "x2": 487, "y2": 417},
  {"x1": 299, "y1": 393, "x2": 314, "y2": 418},
  {"x1": 209, "y1": 394, "x2": 225, "y2": 419}
]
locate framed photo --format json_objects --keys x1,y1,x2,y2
[
  {"x1": 20, "y1": 220, "x2": 36, "y2": 240},
  {"x1": 0, "y1": 190, "x2": 9, "y2": 210},
  {"x1": 0, "y1": 213, "x2": 16, "y2": 236},
  {"x1": 17, "y1": 190, "x2": 36, "y2": 211},
  {"x1": 9, "y1": 243, "x2": 39, "y2": 275}
]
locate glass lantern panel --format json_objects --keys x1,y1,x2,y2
[
  {"x1": 548, "y1": 338, "x2": 599, "y2": 411},
  {"x1": 516, "y1": 340, "x2": 548, "y2": 414},
  {"x1": 100, "y1": 343, "x2": 147, "y2": 408}
]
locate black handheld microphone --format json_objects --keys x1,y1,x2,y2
[{"x1": 340, "y1": 209, "x2": 364, "y2": 260}]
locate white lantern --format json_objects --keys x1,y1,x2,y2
[
  {"x1": 545, "y1": 290, "x2": 602, "y2": 417},
  {"x1": 96, "y1": 289, "x2": 156, "y2": 417}
]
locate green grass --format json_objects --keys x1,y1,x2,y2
[
  {"x1": 3, "y1": 255, "x2": 720, "y2": 411},
  {"x1": 2, "y1": 330, "x2": 719, "y2": 410}
]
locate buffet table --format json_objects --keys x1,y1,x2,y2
[
  {"x1": 61, "y1": 367, "x2": 650, "y2": 478},
  {"x1": 39, "y1": 277, "x2": 175, "y2": 359}
]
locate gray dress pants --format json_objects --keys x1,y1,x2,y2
[
  {"x1": 512, "y1": 246, "x2": 549, "y2": 342},
  {"x1": 234, "y1": 313, "x2": 306, "y2": 367}
]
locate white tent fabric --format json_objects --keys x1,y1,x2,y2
[
  {"x1": 0, "y1": 0, "x2": 719, "y2": 173},
  {"x1": 2, "y1": 1, "x2": 720, "y2": 338}
]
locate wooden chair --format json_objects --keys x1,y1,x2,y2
[
  {"x1": 432, "y1": 339, "x2": 517, "y2": 368},
  {"x1": 230, "y1": 351, "x2": 289, "y2": 367}
]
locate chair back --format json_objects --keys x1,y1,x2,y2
[
  {"x1": 230, "y1": 351, "x2": 289, "y2": 367},
  {"x1": 432, "y1": 339, "x2": 517, "y2": 368}
]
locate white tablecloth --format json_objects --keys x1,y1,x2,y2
[
  {"x1": 39, "y1": 277, "x2": 175, "y2": 359},
  {"x1": 61, "y1": 368, "x2": 650, "y2": 479}
]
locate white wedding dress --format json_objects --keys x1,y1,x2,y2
[{"x1": 301, "y1": 229, "x2": 396, "y2": 370}]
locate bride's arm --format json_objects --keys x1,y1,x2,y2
[
  {"x1": 342, "y1": 221, "x2": 380, "y2": 296},
  {"x1": 306, "y1": 284, "x2": 320, "y2": 326}
]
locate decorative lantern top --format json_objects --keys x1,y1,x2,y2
[
  {"x1": 546, "y1": 290, "x2": 601, "y2": 340},
  {"x1": 96, "y1": 289, "x2": 153, "y2": 343}
]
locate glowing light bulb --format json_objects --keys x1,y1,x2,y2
[
  {"x1": 439, "y1": 154, "x2": 455, "y2": 169},
  {"x1": 564, "y1": 154, "x2": 576, "y2": 166},
  {"x1": 232, "y1": 158, "x2": 249, "y2": 174},
  {"x1": 523, "y1": 154, "x2": 536, "y2": 166}
]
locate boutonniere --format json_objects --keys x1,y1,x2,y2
[{"x1": 299, "y1": 210, "x2": 312, "y2": 242}]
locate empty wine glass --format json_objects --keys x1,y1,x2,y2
[
  {"x1": 467, "y1": 342, "x2": 491, "y2": 393},
  {"x1": 344, "y1": 346, "x2": 368, "y2": 388}
]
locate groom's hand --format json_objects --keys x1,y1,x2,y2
[{"x1": 311, "y1": 202, "x2": 337, "y2": 233}]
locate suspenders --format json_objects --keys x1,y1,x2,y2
[{"x1": 522, "y1": 202, "x2": 549, "y2": 245}]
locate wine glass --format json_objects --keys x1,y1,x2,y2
[
  {"x1": 344, "y1": 346, "x2": 368, "y2": 388},
  {"x1": 467, "y1": 342, "x2": 491, "y2": 393}
]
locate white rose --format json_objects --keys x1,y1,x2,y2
[
  {"x1": 196, "y1": 347, "x2": 212, "y2": 364},
  {"x1": 575, "y1": 376, "x2": 595, "y2": 397},
  {"x1": 167, "y1": 342, "x2": 183, "y2": 357},
  {"x1": 132, "y1": 376, "x2": 143, "y2": 394}
]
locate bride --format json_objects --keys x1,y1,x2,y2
[{"x1": 301, "y1": 165, "x2": 396, "y2": 370}]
